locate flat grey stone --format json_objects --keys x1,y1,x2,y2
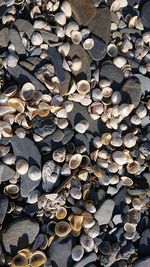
[
  {"x1": 88, "y1": 35, "x2": 106, "y2": 61},
  {"x1": 122, "y1": 77, "x2": 142, "y2": 107},
  {"x1": 73, "y1": 253, "x2": 97, "y2": 267},
  {"x1": 20, "y1": 57, "x2": 42, "y2": 71},
  {"x1": 139, "y1": 229, "x2": 150, "y2": 256},
  {"x1": 0, "y1": 163, "x2": 15, "y2": 183},
  {"x1": 0, "y1": 28, "x2": 9, "y2": 48},
  {"x1": 100, "y1": 61, "x2": 123, "y2": 83},
  {"x1": 0, "y1": 194, "x2": 8, "y2": 225},
  {"x1": 9, "y1": 28, "x2": 26, "y2": 55},
  {"x1": 14, "y1": 19, "x2": 34, "y2": 38},
  {"x1": 141, "y1": 1, "x2": 150, "y2": 29},
  {"x1": 7, "y1": 65, "x2": 48, "y2": 93},
  {"x1": 48, "y1": 47, "x2": 65, "y2": 83},
  {"x1": 2, "y1": 219, "x2": 39, "y2": 254},
  {"x1": 40, "y1": 30, "x2": 58, "y2": 44},
  {"x1": 133, "y1": 257, "x2": 150, "y2": 267},
  {"x1": 134, "y1": 74, "x2": 150, "y2": 94},
  {"x1": 94, "y1": 199, "x2": 115, "y2": 225}
]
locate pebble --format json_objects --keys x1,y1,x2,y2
[
  {"x1": 33, "y1": 115, "x2": 56, "y2": 138},
  {"x1": 134, "y1": 74, "x2": 150, "y2": 94},
  {"x1": 133, "y1": 257, "x2": 150, "y2": 267},
  {"x1": 88, "y1": 35, "x2": 106, "y2": 61},
  {"x1": 141, "y1": 1, "x2": 150, "y2": 29},
  {"x1": 0, "y1": 163, "x2": 15, "y2": 183},
  {"x1": 122, "y1": 77, "x2": 142, "y2": 108},
  {"x1": 14, "y1": 19, "x2": 34, "y2": 39},
  {"x1": 59, "y1": 71, "x2": 71, "y2": 95},
  {"x1": 73, "y1": 253, "x2": 97, "y2": 267},
  {"x1": 100, "y1": 61, "x2": 124, "y2": 83},
  {"x1": 48, "y1": 47, "x2": 65, "y2": 83},
  {"x1": 9, "y1": 28, "x2": 26, "y2": 55},
  {"x1": 94, "y1": 199, "x2": 115, "y2": 225},
  {"x1": 0, "y1": 194, "x2": 8, "y2": 225},
  {"x1": 0, "y1": 27, "x2": 9, "y2": 48},
  {"x1": 139, "y1": 229, "x2": 150, "y2": 256},
  {"x1": 0, "y1": 4, "x2": 7, "y2": 19},
  {"x1": 40, "y1": 30, "x2": 58, "y2": 44},
  {"x1": 68, "y1": 0, "x2": 96, "y2": 26},
  {"x1": 2, "y1": 219, "x2": 39, "y2": 254}
]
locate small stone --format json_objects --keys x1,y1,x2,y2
[
  {"x1": 94, "y1": 199, "x2": 115, "y2": 225},
  {"x1": 133, "y1": 257, "x2": 150, "y2": 267},
  {"x1": 88, "y1": 35, "x2": 106, "y2": 61},
  {"x1": 134, "y1": 74, "x2": 150, "y2": 94},
  {"x1": 0, "y1": 194, "x2": 8, "y2": 225},
  {"x1": 68, "y1": 0, "x2": 96, "y2": 26},
  {"x1": 141, "y1": 1, "x2": 150, "y2": 29},
  {"x1": 33, "y1": 115, "x2": 56, "y2": 138},
  {"x1": 40, "y1": 30, "x2": 58, "y2": 44},
  {"x1": 2, "y1": 219, "x2": 39, "y2": 254},
  {"x1": 100, "y1": 61, "x2": 123, "y2": 83},
  {"x1": 139, "y1": 229, "x2": 150, "y2": 256},
  {"x1": 0, "y1": 28, "x2": 9, "y2": 48},
  {"x1": 113, "y1": 214, "x2": 122, "y2": 225},
  {"x1": 74, "y1": 253, "x2": 97, "y2": 267},
  {"x1": 14, "y1": 19, "x2": 34, "y2": 39},
  {"x1": 52, "y1": 128, "x2": 64, "y2": 142},
  {"x1": 9, "y1": 28, "x2": 26, "y2": 55},
  {"x1": 0, "y1": 163, "x2": 15, "y2": 183},
  {"x1": 122, "y1": 77, "x2": 142, "y2": 108},
  {"x1": 48, "y1": 47, "x2": 65, "y2": 83}
]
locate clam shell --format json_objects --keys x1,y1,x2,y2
[
  {"x1": 0, "y1": 145, "x2": 10, "y2": 157},
  {"x1": 6, "y1": 54, "x2": 18, "y2": 68},
  {"x1": 80, "y1": 234, "x2": 94, "y2": 252},
  {"x1": 128, "y1": 16, "x2": 138, "y2": 28},
  {"x1": 18, "y1": 249, "x2": 32, "y2": 259},
  {"x1": 58, "y1": 42, "x2": 70, "y2": 57},
  {"x1": 33, "y1": 20, "x2": 48, "y2": 30},
  {"x1": 124, "y1": 223, "x2": 136, "y2": 233},
  {"x1": 29, "y1": 251, "x2": 47, "y2": 267},
  {"x1": 88, "y1": 102, "x2": 103, "y2": 120},
  {"x1": 75, "y1": 120, "x2": 89, "y2": 133},
  {"x1": 101, "y1": 133, "x2": 112, "y2": 145},
  {"x1": 82, "y1": 211, "x2": 95, "y2": 229},
  {"x1": 28, "y1": 166, "x2": 41, "y2": 181},
  {"x1": 112, "y1": 151, "x2": 128, "y2": 165},
  {"x1": 56, "y1": 206, "x2": 67, "y2": 220},
  {"x1": 113, "y1": 56, "x2": 127, "y2": 68},
  {"x1": 61, "y1": 1, "x2": 72, "y2": 18},
  {"x1": 69, "y1": 154, "x2": 82, "y2": 169},
  {"x1": 111, "y1": 91, "x2": 122, "y2": 104},
  {"x1": 83, "y1": 38, "x2": 94, "y2": 50},
  {"x1": 127, "y1": 161, "x2": 140, "y2": 174},
  {"x1": 3, "y1": 153, "x2": 16, "y2": 165},
  {"x1": 55, "y1": 221, "x2": 71, "y2": 237},
  {"x1": 20, "y1": 82, "x2": 35, "y2": 101},
  {"x1": 4, "y1": 184, "x2": 19, "y2": 198},
  {"x1": 55, "y1": 12, "x2": 66, "y2": 26},
  {"x1": 71, "y1": 31, "x2": 82, "y2": 44},
  {"x1": 16, "y1": 159, "x2": 29, "y2": 175},
  {"x1": 72, "y1": 245, "x2": 84, "y2": 262},
  {"x1": 53, "y1": 147, "x2": 66, "y2": 162},
  {"x1": 70, "y1": 215, "x2": 83, "y2": 232},
  {"x1": 65, "y1": 22, "x2": 79, "y2": 37},
  {"x1": 11, "y1": 254, "x2": 28, "y2": 267},
  {"x1": 123, "y1": 133, "x2": 137, "y2": 148},
  {"x1": 8, "y1": 98, "x2": 25, "y2": 113},
  {"x1": 132, "y1": 198, "x2": 143, "y2": 210},
  {"x1": 93, "y1": 164, "x2": 103, "y2": 178},
  {"x1": 121, "y1": 176, "x2": 133, "y2": 186},
  {"x1": 119, "y1": 104, "x2": 134, "y2": 118},
  {"x1": 31, "y1": 32, "x2": 43, "y2": 46},
  {"x1": 107, "y1": 43, "x2": 118, "y2": 57},
  {"x1": 0, "y1": 106, "x2": 16, "y2": 116}
]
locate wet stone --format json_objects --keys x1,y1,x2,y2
[
  {"x1": 14, "y1": 19, "x2": 34, "y2": 38},
  {"x1": 122, "y1": 77, "x2": 142, "y2": 108},
  {"x1": 139, "y1": 229, "x2": 150, "y2": 256},
  {"x1": 68, "y1": 0, "x2": 96, "y2": 26},
  {"x1": 74, "y1": 253, "x2": 97, "y2": 267},
  {"x1": 0, "y1": 163, "x2": 15, "y2": 183},
  {"x1": 2, "y1": 219, "x2": 39, "y2": 254},
  {"x1": 88, "y1": 7, "x2": 111, "y2": 44},
  {"x1": 33, "y1": 114, "x2": 56, "y2": 138},
  {"x1": 133, "y1": 257, "x2": 150, "y2": 267},
  {"x1": 88, "y1": 35, "x2": 106, "y2": 61},
  {"x1": 9, "y1": 28, "x2": 26, "y2": 55},
  {"x1": 94, "y1": 199, "x2": 115, "y2": 226},
  {"x1": 141, "y1": 1, "x2": 150, "y2": 29},
  {"x1": 0, "y1": 194, "x2": 8, "y2": 225},
  {"x1": 48, "y1": 47, "x2": 65, "y2": 83},
  {"x1": 0, "y1": 28, "x2": 9, "y2": 48},
  {"x1": 100, "y1": 61, "x2": 124, "y2": 83}
]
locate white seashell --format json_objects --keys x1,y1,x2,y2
[
  {"x1": 61, "y1": 163, "x2": 71, "y2": 176},
  {"x1": 124, "y1": 223, "x2": 136, "y2": 233},
  {"x1": 16, "y1": 159, "x2": 29, "y2": 175},
  {"x1": 111, "y1": 137, "x2": 122, "y2": 147},
  {"x1": 65, "y1": 22, "x2": 79, "y2": 37},
  {"x1": 20, "y1": 82, "x2": 35, "y2": 101},
  {"x1": 58, "y1": 43, "x2": 70, "y2": 57},
  {"x1": 136, "y1": 105, "x2": 147, "y2": 118},
  {"x1": 121, "y1": 176, "x2": 133, "y2": 187},
  {"x1": 107, "y1": 43, "x2": 118, "y2": 57},
  {"x1": 99, "y1": 79, "x2": 111, "y2": 88},
  {"x1": 56, "y1": 108, "x2": 67, "y2": 118},
  {"x1": 53, "y1": 147, "x2": 66, "y2": 163},
  {"x1": 119, "y1": 123, "x2": 128, "y2": 131},
  {"x1": 72, "y1": 245, "x2": 84, "y2": 262},
  {"x1": 112, "y1": 151, "x2": 128, "y2": 165},
  {"x1": 88, "y1": 223, "x2": 100, "y2": 238},
  {"x1": 71, "y1": 30, "x2": 82, "y2": 44},
  {"x1": 92, "y1": 88, "x2": 102, "y2": 102},
  {"x1": 6, "y1": 54, "x2": 18, "y2": 68},
  {"x1": 70, "y1": 58, "x2": 82, "y2": 72},
  {"x1": 108, "y1": 162, "x2": 119, "y2": 173},
  {"x1": 31, "y1": 32, "x2": 43, "y2": 46},
  {"x1": 113, "y1": 56, "x2": 127, "y2": 68},
  {"x1": 123, "y1": 133, "x2": 137, "y2": 148},
  {"x1": 2, "y1": 14, "x2": 15, "y2": 25},
  {"x1": 70, "y1": 187, "x2": 82, "y2": 199},
  {"x1": 30, "y1": 5, "x2": 41, "y2": 19},
  {"x1": 80, "y1": 235, "x2": 94, "y2": 252},
  {"x1": 101, "y1": 87, "x2": 113, "y2": 98},
  {"x1": 0, "y1": 95, "x2": 8, "y2": 105},
  {"x1": 110, "y1": 0, "x2": 120, "y2": 12},
  {"x1": 63, "y1": 101, "x2": 74, "y2": 112},
  {"x1": 131, "y1": 114, "x2": 141, "y2": 125},
  {"x1": 93, "y1": 136, "x2": 102, "y2": 148},
  {"x1": 83, "y1": 38, "x2": 94, "y2": 50},
  {"x1": 61, "y1": 1, "x2": 72, "y2": 18},
  {"x1": 56, "y1": 118, "x2": 68, "y2": 129},
  {"x1": 119, "y1": 104, "x2": 134, "y2": 118},
  {"x1": 0, "y1": 145, "x2": 10, "y2": 157},
  {"x1": 128, "y1": 16, "x2": 138, "y2": 29},
  {"x1": 15, "y1": 127, "x2": 26, "y2": 139},
  {"x1": 111, "y1": 91, "x2": 122, "y2": 104},
  {"x1": 27, "y1": 190, "x2": 40, "y2": 204},
  {"x1": 3, "y1": 153, "x2": 16, "y2": 165},
  {"x1": 142, "y1": 32, "x2": 150, "y2": 44},
  {"x1": 69, "y1": 154, "x2": 82, "y2": 169},
  {"x1": 55, "y1": 12, "x2": 66, "y2": 26},
  {"x1": 77, "y1": 80, "x2": 90, "y2": 94},
  {"x1": 33, "y1": 20, "x2": 48, "y2": 30},
  {"x1": 8, "y1": 43, "x2": 15, "y2": 53},
  {"x1": 28, "y1": 166, "x2": 41, "y2": 181},
  {"x1": 0, "y1": 106, "x2": 16, "y2": 116},
  {"x1": 55, "y1": 26, "x2": 65, "y2": 38},
  {"x1": 75, "y1": 120, "x2": 89, "y2": 133},
  {"x1": 80, "y1": 96, "x2": 92, "y2": 106},
  {"x1": 47, "y1": 0, "x2": 59, "y2": 12}
]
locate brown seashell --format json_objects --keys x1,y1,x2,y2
[
  {"x1": 77, "y1": 80, "x2": 90, "y2": 95},
  {"x1": 101, "y1": 133, "x2": 112, "y2": 145},
  {"x1": 0, "y1": 106, "x2": 16, "y2": 116},
  {"x1": 11, "y1": 254, "x2": 28, "y2": 267},
  {"x1": 124, "y1": 223, "x2": 136, "y2": 234},
  {"x1": 127, "y1": 161, "x2": 140, "y2": 174},
  {"x1": 37, "y1": 108, "x2": 50, "y2": 117},
  {"x1": 8, "y1": 98, "x2": 25, "y2": 113},
  {"x1": 56, "y1": 206, "x2": 67, "y2": 220},
  {"x1": 29, "y1": 251, "x2": 47, "y2": 267},
  {"x1": 55, "y1": 221, "x2": 71, "y2": 237},
  {"x1": 80, "y1": 155, "x2": 91, "y2": 167},
  {"x1": 18, "y1": 249, "x2": 32, "y2": 259},
  {"x1": 82, "y1": 211, "x2": 95, "y2": 229},
  {"x1": 69, "y1": 154, "x2": 82, "y2": 169},
  {"x1": 46, "y1": 221, "x2": 57, "y2": 235},
  {"x1": 70, "y1": 215, "x2": 83, "y2": 232}
]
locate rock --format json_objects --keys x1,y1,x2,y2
[
  {"x1": 143, "y1": 173, "x2": 150, "y2": 187},
  {"x1": 14, "y1": 19, "x2": 34, "y2": 38},
  {"x1": 0, "y1": 194, "x2": 8, "y2": 225},
  {"x1": 88, "y1": 7, "x2": 111, "y2": 44},
  {"x1": 68, "y1": 0, "x2": 96, "y2": 26},
  {"x1": 48, "y1": 47, "x2": 65, "y2": 83},
  {"x1": 2, "y1": 219, "x2": 39, "y2": 254},
  {"x1": 49, "y1": 235, "x2": 75, "y2": 267},
  {"x1": 114, "y1": 188, "x2": 126, "y2": 213},
  {"x1": 0, "y1": 4, "x2": 7, "y2": 18},
  {"x1": 139, "y1": 229, "x2": 150, "y2": 256},
  {"x1": 122, "y1": 77, "x2": 142, "y2": 107},
  {"x1": 0, "y1": 28, "x2": 9, "y2": 48},
  {"x1": 62, "y1": 128, "x2": 74, "y2": 145},
  {"x1": 133, "y1": 257, "x2": 150, "y2": 267},
  {"x1": 40, "y1": 30, "x2": 58, "y2": 44},
  {"x1": 9, "y1": 28, "x2": 26, "y2": 55},
  {"x1": 141, "y1": 1, "x2": 150, "y2": 29},
  {"x1": 94, "y1": 199, "x2": 115, "y2": 225},
  {"x1": 100, "y1": 61, "x2": 123, "y2": 83},
  {"x1": 113, "y1": 214, "x2": 122, "y2": 225},
  {"x1": 88, "y1": 35, "x2": 106, "y2": 61},
  {"x1": 59, "y1": 71, "x2": 71, "y2": 95},
  {"x1": 74, "y1": 253, "x2": 97, "y2": 267},
  {"x1": 68, "y1": 44, "x2": 91, "y2": 81},
  {"x1": 0, "y1": 163, "x2": 15, "y2": 183},
  {"x1": 134, "y1": 74, "x2": 150, "y2": 94},
  {"x1": 52, "y1": 128, "x2": 64, "y2": 142},
  {"x1": 141, "y1": 116, "x2": 150, "y2": 127},
  {"x1": 33, "y1": 114, "x2": 56, "y2": 138},
  {"x1": 97, "y1": 189, "x2": 106, "y2": 202},
  {"x1": 140, "y1": 143, "x2": 150, "y2": 158},
  {"x1": 7, "y1": 65, "x2": 48, "y2": 93},
  {"x1": 20, "y1": 174, "x2": 41, "y2": 198}
]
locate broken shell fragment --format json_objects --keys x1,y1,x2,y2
[
  {"x1": 55, "y1": 221, "x2": 71, "y2": 237},
  {"x1": 69, "y1": 154, "x2": 82, "y2": 169}
]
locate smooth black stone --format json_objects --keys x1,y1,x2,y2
[
  {"x1": 141, "y1": 1, "x2": 150, "y2": 29},
  {"x1": 33, "y1": 114, "x2": 56, "y2": 138},
  {"x1": 122, "y1": 77, "x2": 142, "y2": 107},
  {"x1": 14, "y1": 19, "x2": 34, "y2": 38},
  {"x1": 100, "y1": 61, "x2": 123, "y2": 83},
  {"x1": 9, "y1": 28, "x2": 26, "y2": 55},
  {"x1": 88, "y1": 35, "x2": 106, "y2": 61},
  {"x1": 7, "y1": 65, "x2": 48, "y2": 93},
  {"x1": 0, "y1": 27, "x2": 9, "y2": 48},
  {"x1": 40, "y1": 30, "x2": 58, "y2": 44},
  {"x1": 0, "y1": 163, "x2": 15, "y2": 183},
  {"x1": 133, "y1": 257, "x2": 150, "y2": 267},
  {"x1": 23, "y1": 203, "x2": 38, "y2": 216},
  {"x1": 0, "y1": 4, "x2": 7, "y2": 18},
  {"x1": 48, "y1": 47, "x2": 65, "y2": 83},
  {"x1": 0, "y1": 194, "x2": 8, "y2": 225},
  {"x1": 2, "y1": 219, "x2": 39, "y2": 254},
  {"x1": 139, "y1": 229, "x2": 150, "y2": 256},
  {"x1": 73, "y1": 253, "x2": 97, "y2": 267}
]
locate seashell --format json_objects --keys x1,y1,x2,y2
[
  {"x1": 47, "y1": 0, "x2": 59, "y2": 12},
  {"x1": 4, "y1": 85, "x2": 18, "y2": 98},
  {"x1": 124, "y1": 231, "x2": 136, "y2": 240},
  {"x1": 93, "y1": 165, "x2": 103, "y2": 178},
  {"x1": 111, "y1": 91, "x2": 122, "y2": 105},
  {"x1": 83, "y1": 38, "x2": 94, "y2": 50},
  {"x1": 108, "y1": 162, "x2": 119, "y2": 173},
  {"x1": 92, "y1": 88, "x2": 102, "y2": 102},
  {"x1": 124, "y1": 223, "x2": 136, "y2": 234},
  {"x1": 80, "y1": 155, "x2": 91, "y2": 168},
  {"x1": 0, "y1": 121, "x2": 12, "y2": 137},
  {"x1": 132, "y1": 198, "x2": 143, "y2": 210},
  {"x1": 61, "y1": 1, "x2": 72, "y2": 18},
  {"x1": 88, "y1": 223, "x2": 100, "y2": 238},
  {"x1": 29, "y1": 251, "x2": 47, "y2": 267},
  {"x1": 46, "y1": 221, "x2": 57, "y2": 235},
  {"x1": 110, "y1": 0, "x2": 120, "y2": 12},
  {"x1": 128, "y1": 15, "x2": 138, "y2": 29},
  {"x1": 15, "y1": 127, "x2": 26, "y2": 139},
  {"x1": 8, "y1": 98, "x2": 25, "y2": 113},
  {"x1": 2, "y1": 14, "x2": 15, "y2": 25},
  {"x1": 56, "y1": 108, "x2": 67, "y2": 118},
  {"x1": 70, "y1": 187, "x2": 82, "y2": 200},
  {"x1": 82, "y1": 211, "x2": 95, "y2": 229},
  {"x1": 28, "y1": 166, "x2": 41, "y2": 181},
  {"x1": 88, "y1": 102, "x2": 103, "y2": 120},
  {"x1": 33, "y1": 20, "x2": 48, "y2": 30},
  {"x1": 78, "y1": 170, "x2": 88, "y2": 181},
  {"x1": 0, "y1": 145, "x2": 10, "y2": 157},
  {"x1": 33, "y1": 91, "x2": 43, "y2": 102},
  {"x1": 56, "y1": 207, "x2": 67, "y2": 220},
  {"x1": 70, "y1": 57, "x2": 82, "y2": 72},
  {"x1": 20, "y1": 82, "x2": 35, "y2": 101},
  {"x1": 63, "y1": 101, "x2": 73, "y2": 113},
  {"x1": 11, "y1": 254, "x2": 28, "y2": 267},
  {"x1": 101, "y1": 133, "x2": 112, "y2": 145},
  {"x1": 70, "y1": 31, "x2": 82, "y2": 44},
  {"x1": 93, "y1": 136, "x2": 102, "y2": 148},
  {"x1": 127, "y1": 161, "x2": 140, "y2": 174},
  {"x1": 65, "y1": 22, "x2": 79, "y2": 37},
  {"x1": 18, "y1": 249, "x2": 32, "y2": 259},
  {"x1": 131, "y1": 114, "x2": 141, "y2": 125},
  {"x1": 99, "y1": 79, "x2": 111, "y2": 88},
  {"x1": 143, "y1": 32, "x2": 150, "y2": 44},
  {"x1": 31, "y1": 32, "x2": 43, "y2": 46},
  {"x1": 75, "y1": 120, "x2": 89, "y2": 133},
  {"x1": 80, "y1": 235, "x2": 94, "y2": 252},
  {"x1": 70, "y1": 215, "x2": 83, "y2": 232},
  {"x1": 107, "y1": 43, "x2": 118, "y2": 57},
  {"x1": 0, "y1": 94, "x2": 8, "y2": 105},
  {"x1": 136, "y1": 105, "x2": 147, "y2": 118},
  {"x1": 27, "y1": 190, "x2": 40, "y2": 204},
  {"x1": 101, "y1": 87, "x2": 113, "y2": 98},
  {"x1": 55, "y1": 11, "x2": 66, "y2": 26},
  {"x1": 72, "y1": 245, "x2": 84, "y2": 262},
  {"x1": 55, "y1": 221, "x2": 71, "y2": 237},
  {"x1": 42, "y1": 160, "x2": 61, "y2": 186},
  {"x1": 53, "y1": 147, "x2": 66, "y2": 163},
  {"x1": 61, "y1": 163, "x2": 71, "y2": 176},
  {"x1": 6, "y1": 53, "x2": 18, "y2": 68},
  {"x1": 123, "y1": 133, "x2": 137, "y2": 148},
  {"x1": 97, "y1": 158, "x2": 108, "y2": 169},
  {"x1": 121, "y1": 176, "x2": 133, "y2": 187},
  {"x1": 3, "y1": 153, "x2": 16, "y2": 165},
  {"x1": 99, "y1": 241, "x2": 111, "y2": 255},
  {"x1": 119, "y1": 104, "x2": 134, "y2": 119},
  {"x1": 76, "y1": 145, "x2": 86, "y2": 154},
  {"x1": 56, "y1": 118, "x2": 68, "y2": 129},
  {"x1": 112, "y1": 151, "x2": 128, "y2": 165},
  {"x1": 58, "y1": 42, "x2": 70, "y2": 57},
  {"x1": 69, "y1": 154, "x2": 82, "y2": 169},
  {"x1": 111, "y1": 137, "x2": 122, "y2": 147},
  {"x1": 16, "y1": 159, "x2": 29, "y2": 175},
  {"x1": 113, "y1": 56, "x2": 127, "y2": 68},
  {"x1": 4, "y1": 184, "x2": 19, "y2": 199}
]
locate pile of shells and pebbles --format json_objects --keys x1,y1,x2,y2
[{"x1": 0, "y1": 0, "x2": 150, "y2": 266}]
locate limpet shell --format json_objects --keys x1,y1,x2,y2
[
  {"x1": 11, "y1": 254, "x2": 28, "y2": 267},
  {"x1": 71, "y1": 31, "x2": 82, "y2": 45},
  {"x1": 55, "y1": 221, "x2": 71, "y2": 237},
  {"x1": 70, "y1": 215, "x2": 83, "y2": 232},
  {"x1": 56, "y1": 206, "x2": 67, "y2": 220},
  {"x1": 80, "y1": 234, "x2": 94, "y2": 252},
  {"x1": 107, "y1": 43, "x2": 118, "y2": 57},
  {"x1": 72, "y1": 245, "x2": 84, "y2": 262},
  {"x1": 101, "y1": 87, "x2": 113, "y2": 98},
  {"x1": 127, "y1": 161, "x2": 140, "y2": 174},
  {"x1": 8, "y1": 98, "x2": 25, "y2": 113},
  {"x1": 65, "y1": 22, "x2": 79, "y2": 37},
  {"x1": 20, "y1": 82, "x2": 35, "y2": 101},
  {"x1": 69, "y1": 154, "x2": 82, "y2": 169},
  {"x1": 29, "y1": 251, "x2": 47, "y2": 267},
  {"x1": 4, "y1": 184, "x2": 19, "y2": 198},
  {"x1": 16, "y1": 159, "x2": 29, "y2": 175}
]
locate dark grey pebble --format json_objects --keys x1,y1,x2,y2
[
  {"x1": 0, "y1": 163, "x2": 15, "y2": 183},
  {"x1": 122, "y1": 77, "x2": 142, "y2": 108},
  {"x1": 139, "y1": 229, "x2": 150, "y2": 256},
  {"x1": 52, "y1": 128, "x2": 64, "y2": 142},
  {"x1": 0, "y1": 4, "x2": 7, "y2": 19},
  {"x1": 9, "y1": 28, "x2": 26, "y2": 55},
  {"x1": 133, "y1": 257, "x2": 150, "y2": 267},
  {"x1": 20, "y1": 174, "x2": 41, "y2": 198},
  {"x1": 73, "y1": 253, "x2": 97, "y2": 267},
  {"x1": 88, "y1": 35, "x2": 106, "y2": 61},
  {"x1": 0, "y1": 28, "x2": 9, "y2": 48},
  {"x1": 48, "y1": 47, "x2": 65, "y2": 83},
  {"x1": 14, "y1": 19, "x2": 34, "y2": 39},
  {"x1": 114, "y1": 188, "x2": 126, "y2": 213},
  {"x1": 59, "y1": 71, "x2": 71, "y2": 96},
  {"x1": 141, "y1": 1, "x2": 150, "y2": 29},
  {"x1": 100, "y1": 61, "x2": 123, "y2": 83},
  {"x1": 2, "y1": 218, "x2": 39, "y2": 254},
  {"x1": 7, "y1": 65, "x2": 48, "y2": 93},
  {"x1": 141, "y1": 116, "x2": 150, "y2": 127},
  {"x1": 40, "y1": 30, "x2": 58, "y2": 44},
  {"x1": 20, "y1": 57, "x2": 42, "y2": 71},
  {"x1": 32, "y1": 114, "x2": 56, "y2": 138},
  {"x1": 0, "y1": 194, "x2": 8, "y2": 225}
]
